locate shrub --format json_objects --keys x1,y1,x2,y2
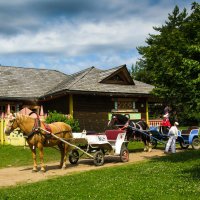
[{"x1": 45, "y1": 111, "x2": 80, "y2": 132}]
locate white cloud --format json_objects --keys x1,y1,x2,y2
[
  {"x1": 0, "y1": 17, "x2": 156, "y2": 56},
  {"x1": 0, "y1": 0, "x2": 193, "y2": 74}
]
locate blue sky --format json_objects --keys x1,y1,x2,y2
[{"x1": 0, "y1": 0, "x2": 195, "y2": 74}]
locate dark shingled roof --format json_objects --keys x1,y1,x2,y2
[
  {"x1": 0, "y1": 66, "x2": 67, "y2": 100},
  {"x1": 0, "y1": 65, "x2": 154, "y2": 100},
  {"x1": 45, "y1": 65, "x2": 154, "y2": 97}
]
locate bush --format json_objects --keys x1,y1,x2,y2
[{"x1": 45, "y1": 111, "x2": 80, "y2": 132}]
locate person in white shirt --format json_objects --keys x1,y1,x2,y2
[{"x1": 164, "y1": 122, "x2": 179, "y2": 153}]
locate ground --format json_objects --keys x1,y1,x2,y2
[{"x1": 0, "y1": 149, "x2": 169, "y2": 188}]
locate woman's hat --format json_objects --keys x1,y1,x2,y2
[{"x1": 163, "y1": 113, "x2": 169, "y2": 118}]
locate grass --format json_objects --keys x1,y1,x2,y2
[
  {"x1": 0, "y1": 141, "x2": 147, "y2": 169},
  {"x1": 0, "y1": 149, "x2": 200, "y2": 199},
  {"x1": 0, "y1": 145, "x2": 60, "y2": 168}
]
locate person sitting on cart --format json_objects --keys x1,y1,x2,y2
[{"x1": 160, "y1": 113, "x2": 171, "y2": 135}]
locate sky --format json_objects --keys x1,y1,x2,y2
[{"x1": 0, "y1": 0, "x2": 195, "y2": 74}]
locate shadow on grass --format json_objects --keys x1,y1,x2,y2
[
  {"x1": 150, "y1": 149, "x2": 200, "y2": 163},
  {"x1": 182, "y1": 164, "x2": 200, "y2": 180}
]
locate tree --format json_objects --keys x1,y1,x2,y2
[{"x1": 135, "y1": 2, "x2": 200, "y2": 125}]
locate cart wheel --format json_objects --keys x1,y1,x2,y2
[
  {"x1": 150, "y1": 138, "x2": 157, "y2": 149},
  {"x1": 69, "y1": 149, "x2": 79, "y2": 164},
  {"x1": 120, "y1": 147, "x2": 129, "y2": 162},
  {"x1": 94, "y1": 151, "x2": 104, "y2": 166},
  {"x1": 192, "y1": 138, "x2": 200, "y2": 150},
  {"x1": 179, "y1": 139, "x2": 189, "y2": 149}
]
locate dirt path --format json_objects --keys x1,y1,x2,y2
[{"x1": 0, "y1": 149, "x2": 166, "y2": 187}]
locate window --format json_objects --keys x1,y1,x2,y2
[{"x1": 112, "y1": 98, "x2": 138, "y2": 112}]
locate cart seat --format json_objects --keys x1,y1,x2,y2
[
  {"x1": 181, "y1": 126, "x2": 199, "y2": 135},
  {"x1": 86, "y1": 131, "x2": 97, "y2": 135},
  {"x1": 105, "y1": 130, "x2": 125, "y2": 141}
]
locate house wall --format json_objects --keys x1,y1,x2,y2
[
  {"x1": 0, "y1": 95, "x2": 148, "y2": 133},
  {"x1": 73, "y1": 94, "x2": 113, "y2": 132},
  {"x1": 72, "y1": 94, "x2": 148, "y2": 132},
  {"x1": 42, "y1": 96, "x2": 69, "y2": 114}
]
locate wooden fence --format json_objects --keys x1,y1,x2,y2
[
  {"x1": 148, "y1": 119, "x2": 162, "y2": 127},
  {"x1": 0, "y1": 115, "x2": 26, "y2": 146},
  {"x1": 0, "y1": 117, "x2": 6, "y2": 145}
]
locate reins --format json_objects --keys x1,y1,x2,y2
[{"x1": 25, "y1": 117, "x2": 41, "y2": 139}]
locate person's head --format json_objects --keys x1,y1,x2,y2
[
  {"x1": 163, "y1": 113, "x2": 169, "y2": 118},
  {"x1": 174, "y1": 122, "x2": 179, "y2": 126}
]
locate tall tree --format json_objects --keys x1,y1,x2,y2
[{"x1": 135, "y1": 2, "x2": 200, "y2": 124}]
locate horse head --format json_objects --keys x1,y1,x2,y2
[
  {"x1": 108, "y1": 114, "x2": 129, "y2": 128},
  {"x1": 4, "y1": 113, "x2": 18, "y2": 135}
]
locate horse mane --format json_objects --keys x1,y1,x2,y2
[{"x1": 15, "y1": 113, "x2": 35, "y2": 123}]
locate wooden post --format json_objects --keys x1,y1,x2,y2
[
  {"x1": 0, "y1": 113, "x2": 4, "y2": 145},
  {"x1": 69, "y1": 94, "x2": 73, "y2": 117},
  {"x1": 7, "y1": 104, "x2": 10, "y2": 115},
  {"x1": 39, "y1": 105, "x2": 45, "y2": 121},
  {"x1": 146, "y1": 101, "x2": 149, "y2": 125}
]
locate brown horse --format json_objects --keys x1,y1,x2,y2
[{"x1": 4, "y1": 113, "x2": 73, "y2": 172}]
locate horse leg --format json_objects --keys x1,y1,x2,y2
[
  {"x1": 58, "y1": 143, "x2": 65, "y2": 168},
  {"x1": 147, "y1": 135, "x2": 152, "y2": 152},
  {"x1": 142, "y1": 137, "x2": 148, "y2": 152},
  {"x1": 147, "y1": 141, "x2": 152, "y2": 152},
  {"x1": 38, "y1": 143, "x2": 46, "y2": 172},
  {"x1": 29, "y1": 145, "x2": 38, "y2": 172},
  {"x1": 62, "y1": 144, "x2": 71, "y2": 169}
]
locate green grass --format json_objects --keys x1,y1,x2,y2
[
  {"x1": 1, "y1": 150, "x2": 200, "y2": 199},
  {"x1": 0, "y1": 145, "x2": 60, "y2": 168},
  {"x1": 0, "y1": 142, "x2": 147, "y2": 169}
]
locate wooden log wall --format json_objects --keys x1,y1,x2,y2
[{"x1": 73, "y1": 94, "x2": 113, "y2": 132}]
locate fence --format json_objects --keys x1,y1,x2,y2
[
  {"x1": 149, "y1": 119, "x2": 162, "y2": 127},
  {"x1": 0, "y1": 115, "x2": 26, "y2": 146},
  {"x1": 0, "y1": 117, "x2": 6, "y2": 145}
]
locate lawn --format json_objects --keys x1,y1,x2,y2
[
  {"x1": 0, "y1": 144, "x2": 200, "y2": 199},
  {"x1": 0, "y1": 141, "x2": 146, "y2": 168},
  {"x1": 0, "y1": 145, "x2": 61, "y2": 168}
]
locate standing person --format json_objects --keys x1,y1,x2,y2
[{"x1": 164, "y1": 122, "x2": 179, "y2": 153}]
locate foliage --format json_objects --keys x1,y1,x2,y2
[
  {"x1": 1, "y1": 150, "x2": 200, "y2": 199},
  {"x1": 45, "y1": 110, "x2": 80, "y2": 132},
  {"x1": 134, "y1": 2, "x2": 200, "y2": 125}
]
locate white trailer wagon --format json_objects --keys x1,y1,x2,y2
[{"x1": 68, "y1": 130, "x2": 129, "y2": 166}]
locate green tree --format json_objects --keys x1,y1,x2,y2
[{"x1": 135, "y1": 2, "x2": 200, "y2": 125}]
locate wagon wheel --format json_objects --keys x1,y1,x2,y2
[
  {"x1": 120, "y1": 147, "x2": 129, "y2": 162},
  {"x1": 192, "y1": 138, "x2": 200, "y2": 150},
  {"x1": 93, "y1": 151, "x2": 104, "y2": 166},
  {"x1": 69, "y1": 149, "x2": 79, "y2": 164},
  {"x1": 179, "y1": 139, "x2": 189, "y2": 149}
]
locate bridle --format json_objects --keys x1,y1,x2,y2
[{"x1": 4, "y1": 113, "x2": 18, "y2": 135}]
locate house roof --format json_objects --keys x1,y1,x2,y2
[
  {"x1": 0, "y1": 66, "x2": 67, "y2": 100},
  {"x1": 0, "y1": 65, "x2": 154, "y2": 100}
]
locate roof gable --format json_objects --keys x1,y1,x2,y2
[{"x1": 99, "y1": 65, "x2": 134, "y2": 85}]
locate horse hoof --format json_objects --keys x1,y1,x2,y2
[
  {"x1": 40, "y1": 169, "x2": 46, "y2": 173},
  {"x1": 32, "y1": 169, "x2": 38, "y2": 173}
]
